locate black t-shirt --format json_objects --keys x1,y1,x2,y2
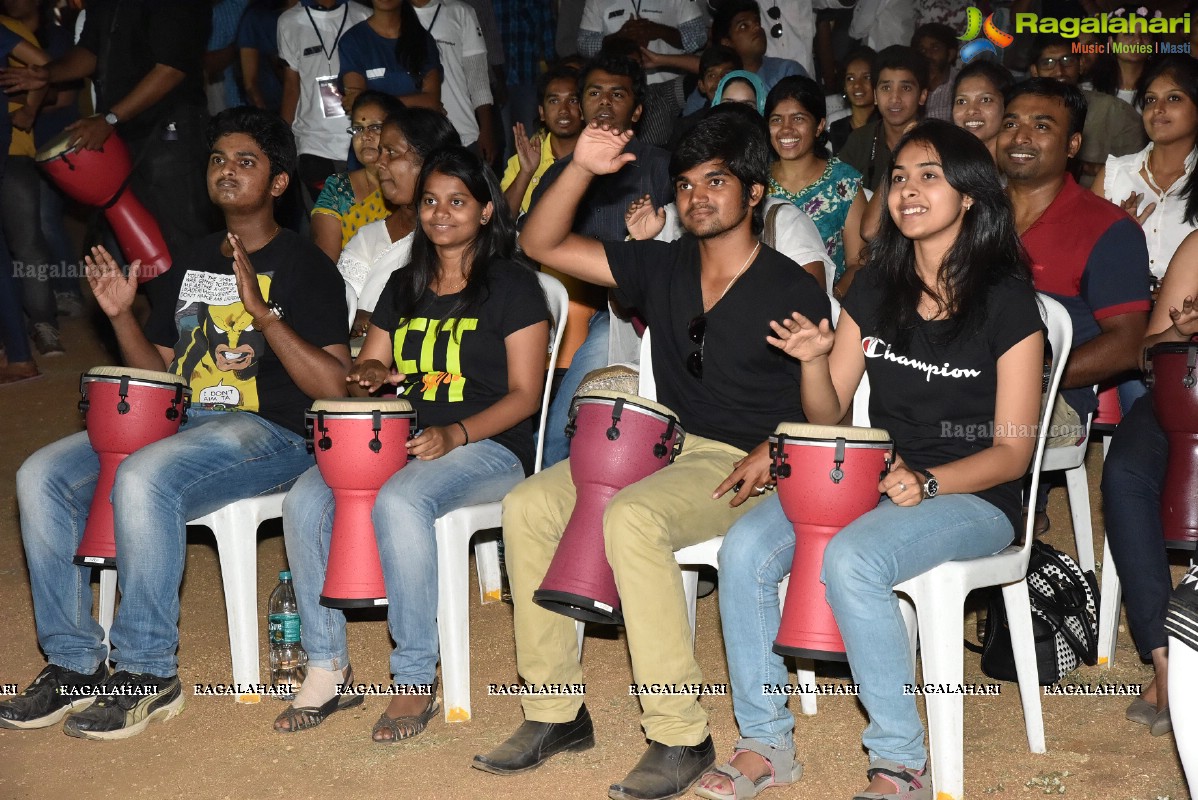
[
  {"x1": 77, "y1": 0, "x2": 210, "y2": 140},
  {"x1": 605, "y1": 236, "x2": 832, "y2": 453},
  {"x1": 842, "y1": 270, "x2": 1045, "y2": 525},
  {"x1": 144, "y1": 230, "x2": 350, "y2": 435},
  {"x1": 371, "y1": 260, "x2": 551, "y2": 475}
]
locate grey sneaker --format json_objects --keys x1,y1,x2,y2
[
  {"x1": 55, "y1": 291, "x2": 85, "y2": 318},
  {"x1": 31, "y1": 322, "x2": 65, "y2": 356},
  {"x1": 63, "y1": 671, "x2": 184, "y2": 740}
]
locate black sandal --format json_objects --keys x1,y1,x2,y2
[
  {"x1": 371, "y1": 677, "x2": 440, "y2": 743},
  {"x1": 273, "y1": 667, "x2": 363, "y2": 733}
]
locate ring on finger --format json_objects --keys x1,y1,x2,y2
[{"x1": 898, "y1": 482, "x2": 907, "y2": 492}]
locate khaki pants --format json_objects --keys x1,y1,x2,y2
[
  {"x1": 503, "y1": 434, "x2": 764, "y2": 746},
  {"x1": 1045, "y1": 393, "x2": 1087, "y2": 449}
]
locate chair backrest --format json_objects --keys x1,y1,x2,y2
[
  {"x1": 533, "y1": 272, "x2": 570, "y2": 473},
  {"x1": 1023, "y1": 293, "x2": 1073, "y2": 546},
  {"x1": 637, "y1": 327, "x2": 657, "y2": 401}
]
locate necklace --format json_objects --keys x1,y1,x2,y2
[
  {"x1": 703, "y1": 242, "x2": 760, "y2": 312},
  {"x1": 435, "y1": 274, "x2": 468, "y2": 294}
]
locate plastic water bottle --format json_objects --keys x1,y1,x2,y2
[{"x1": 268, "y1": 571, "x2": 308, "y2": 699}]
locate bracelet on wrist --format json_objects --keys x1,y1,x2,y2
[{"x1": 455, "y1": 420, "x2": 470, "y2": 445}]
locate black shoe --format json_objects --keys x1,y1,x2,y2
[
  {"x1": 62, "y1": 671, "x2": 184, "y2": 740},
  {"x1": 0, "y1": 663, "x2": 107, "y2": 730},
  {"x1": 608, "y1": 736, "x2": 716, "y2": 800},
  {"x1": 472, "y1": 704, "x2": 594, "y2": 774}
]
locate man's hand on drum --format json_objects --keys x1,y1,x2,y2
[
  {"x1": 66, "y1": 114, "x2": 115, "y2": 151},
  {"x1": 84, "y1": 245, "x2": 140, "y2": 319},
  {"x1": 407, "y1": 425, "x2": 464, "y2": 460},
  {"x1": 625, "y1": 194, "x2": 666, "y2": 241},
  {"x1": 879, "y1": 455, "x2": 922, "y2": 507},
  {"x1": 346, "y1": 359, "x2": 404, "y2": 394},
  {"x1": 767, "y1": 312, "x2": 834, "y2": 362},
  {"x1": 228, "y1": 233, "x2": 270, "y2": 319},
  {"x1": 712, "y1": 440, "x2": 775, "y2": 508},
  {"x1": 1169, "y1": 294, "x2": 1198, "y2": 338},
  {"x1": 0, "y1": 64, "x2": 48, "y2": 93}
]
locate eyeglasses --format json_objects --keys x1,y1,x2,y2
[
  {"x1": 766, "y1": 3, "x2": 782, "y2": 39},
  {"x1": 686, "y1": 314, "x2": 707, "y2": 380},
  {"x1": 1036, "y1": 54, "x2": 1077, "y2": 71},
  {"x1": 346, "y1": 123, "x2": 384, "y2": 137}
]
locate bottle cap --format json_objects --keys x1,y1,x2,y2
[{"x1": 279, "y1": 570, "x2": 292, "y2": 581}]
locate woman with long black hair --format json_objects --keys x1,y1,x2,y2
[
  {"x1": 278, "y1": 146, "x2": 550, "y2": 742},
  {"x1": 699, "y1": 120, "x2": 1044, "y2": 800},
  {"x1": 338, "y1": 0, "x2": 442, "y2": 113}
]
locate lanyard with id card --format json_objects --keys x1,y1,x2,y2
[{"x1": 306, "y1": 4, "x2": 350, "y2": 119}]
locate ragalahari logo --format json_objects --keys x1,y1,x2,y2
[{"x1": 958, "y1": 7, "x2": 1014, "y2": 63}]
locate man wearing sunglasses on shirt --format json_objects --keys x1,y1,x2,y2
[{"x1": 473, "y1": 106, "x2": 829, "y2": 800}]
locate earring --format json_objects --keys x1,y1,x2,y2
[{"x1": 480, "y1": 216, "x2": 490, "y2": 224}]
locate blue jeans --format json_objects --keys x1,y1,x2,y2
[
  {"x1": 16, "y1": 410, "x2": 313, "y2": 678},
  {"x1": 542, "y1": 310, "x2": 610, "y2": 467},
  {"x1": 719, "y1": 494, "x2": 1012, "y2": 768},
  {"x1": 1101, "y1": 394, "x2": 1170, "y2": 659},
  {"x1": 282, "y1": 438, "x2": 524, "y2": 684}
]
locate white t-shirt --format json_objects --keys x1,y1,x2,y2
[
  {"x1": 849, "y1": 0, "x2": 914, "y2": 51},
  {"x1": 413, "y1": 0, "x2": 489, "y2": 146},
  {"x1": 338, "y1": 218, "x2": 416, "y2": 313},
  {"x1": 1104, "y1": 144, "x2": 1198, "y2": 280},
  {"x1": 762, "y1": 0, "x2": 816, "y2": 79},
  {"x1": 278, "y1": 1, "x2": 371, "y2": 160},
  {"x1": 579, "y1": 0, "x2": 704, "y2": 85}
]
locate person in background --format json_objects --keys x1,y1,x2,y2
[
  {"x1": 839, "y1": 45, "x2": 928, "y2": 192},
  {"x1": 951, "y1": 59, "x2": 1013, "y2": 163},
  {"x1": 669, "y1": 45, "x2": 741, "y2": 148},
  {"x1": 278, "y1": 0, "x2": 371, "y2": 203},
  {"x1": 712, "y1": 69, "x2": 767, "y2": 114},
  {"x1": 238, "y1": 0, "x2": 296, "y2": 114},
  {"x1": 828, "y1": 46, "x2": 878, "y2": 155},
  {"x1": 493, "y1": 0, "x2": 557, "y2": 162},
  {"x1": 410, "y1": 0, "x2": 498, "y2": 163},
  {"x1": 712, "y1": 1, "x2": 807, "y2": 90},
  {"x1": 311, "y1": 90, "x2": 403, "y2": 264},
  {"x1": 911, "y1": 22, "x2": 958, "y2": 122},
  {"x1": 205, "y1": 0, "x2": 250, "y2": 114},
  {"x1": 501, "y1": 62, "x2": 582, "y2": 216},
  {"x1": 1109, "y1": 4, "x2": 1156, "y2": 107},
  {"x1": 338, "y1": 0, "x2": 442, "y2": 113},
  {"x1": 766, "y1": 75, "x2": 866, "y2": 294}
]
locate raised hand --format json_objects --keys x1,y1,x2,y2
[
  {"x1": 346, "y1": 358, "x2": 404, "y2": 394},
  {"x1": 571, "y1": 121, "x2": 636, "y2": 177},
  {"x1": 84, "y1": 245, "x2": 140, "y2": 319},
  {"x1": 1170, "y1": 294, "x2": 1198, "y2": 337},
  {"x1": 228, "y1": 233, "x2": 269, "y2": 319},
  {"x1": 625, "y1": 193, "x2": 666, "y2": 240},
  {"x1": 513, "y1": 122, "x2": 542, "y2": 175},
  {"x1": 766, "y1": 311, "x2": 835, "y2": 362}
]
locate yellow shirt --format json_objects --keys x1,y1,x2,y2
[{"x1": 500, "y1": 132, "x2": 562, "y2": 215}]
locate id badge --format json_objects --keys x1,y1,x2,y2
[{"x1": 316, "y1": 75, "x2": 346, "y2": 119}]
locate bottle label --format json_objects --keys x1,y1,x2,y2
[{"x1": 268, "y1": 613, "x2": 301, "y2": 645}]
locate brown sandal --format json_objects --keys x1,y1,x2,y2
[{"x1": 371, "y1": 677, "x2": 440, "y2": 743}]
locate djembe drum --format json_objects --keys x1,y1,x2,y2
[{"x1": 1148, "y1": 343, "x2": 1198, "y2": 548}]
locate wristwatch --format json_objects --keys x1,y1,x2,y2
[
  {"x1": 103, "y1": 111, "x2": 119, "y2": 127},
  {"x1": 918, "y1": 468, "x2": 939, "y2": 500},
  {"x1": 264, "y1": 301, "x2": 284, "y2": 322}
]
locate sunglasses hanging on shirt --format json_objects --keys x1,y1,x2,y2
[{"x1": 767, "y1": 3, "x2": 783, "y2": 39}]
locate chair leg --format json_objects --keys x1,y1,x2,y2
[
  {"x1": 796, "y1": 662, "x2": 817, "y2": 716},
  {"x1": 1063, "y1": 464, "x2": 1096, "y2": 573},
  {"x1": 474, "y1": 536, "x2": 502, "y2": 605},
  {"x1": 1097, "y1": 535, "x2": 1122, "y2": 667},
  {"x1": 436, "y1": 514, "x2": 473, "y2": 722},
  {"x1": 680, "y1": 567, "x2": 699, "y2": 649},
  {"x1": 1000, "y1": 580, "x2": 1046, "y2": 754},
  {"x1": 98, "y1": 568, "x2": 117, "y2": 661},
  {"x1": 910, "y1": 585, "x2": 966, "y2": 800},
  {"x1": 1170, "y1": 636, "x2": 1198, "y2": 788},
  {"x1": 898, "y1": 595, "x2": 918, "y2": 671},
  {"x1": 210, "y1": 509, "x2": 263, "y2": 704}
]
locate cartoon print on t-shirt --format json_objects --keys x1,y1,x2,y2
[
  {"x1": 170, "y1": 270, "x2": 273, "y2": 412},
  {"x1": 392, "y1": 317, "x2": 479, "y2": 402}
]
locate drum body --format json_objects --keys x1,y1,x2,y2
[
  {"x1": 306, "y1": 398, "x2": 416, "y2": 607},
  {"x1": 36, "y1": 131, "x2": 171, "y2": 282},
  {"x1": 534, "y1": 390, "x2": 684, "y2": 624},
  {"x1": 1093, "y1": 385, "x2": 1122, "y2": 429},
  {"x1": 1148, "y1": 343, "x2": 1198, "y2": 548},
  {"x1": 76, "y1": 367, "x2": 191, "y2": 566},
  {"x1": 770, "y1": 422, "x2": 893, "y2": 660}
]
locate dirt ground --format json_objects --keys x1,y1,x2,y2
[{"x1": 0, "y1": 311, "x2": 1192, "y2": 800}]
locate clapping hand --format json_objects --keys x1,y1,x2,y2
[
  {"x1": 766, "y1": 311, "x2": 835, "y2": 362},
  {"x1": 84, "y1": 245, "x2": 141, "y2": 319},
  {"x1": 571, "y1": 121, "x2": 636, "y2": 177},
  {"x1": 625, "y1": 194, "x2": 666, "y2": 240},
  {"x1": 228, "y1": 233, "x2": 269, "y2": 319},
  {"x1": 513, "y1": 122, "x2": 542, "y2": 175}
]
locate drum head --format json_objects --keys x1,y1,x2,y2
[
  {"x1": 35, "y1": 129, "x2": 76, "y2": 163},
  {"x1": 574, "y1": 365, "x2": 640, "y2": 399},
  {"x1": 574, "y1": 389, "x2": 678, "y2": 422},
  {"x1": 773, "y1": 422, "x2": 891, "y2": 444},
  {"x1": 83, "y1": 365, "x2": 189, "y2": 387},
  {"x1": 309, "y1": 397, "x2": 415, "y2": 414}
]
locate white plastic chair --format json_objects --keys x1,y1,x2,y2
[
  {"x1": 891, "y1": 294, "x2": 1071, "y2": 800},
  {"x1": 435, "y1": 271, "x2": 568, "y2": 721}
]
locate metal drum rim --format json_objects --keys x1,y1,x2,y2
[
  {"x1": 81, "y1": 375, "x2": 192, "y2": 393},
  {"x1": 572, "y1": 391, "x2": 682, "y2": 429}
]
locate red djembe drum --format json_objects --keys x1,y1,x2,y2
[
  {"x1": 1148, "y1": 342, "x2": 1198, "y2": 548},
  {"x1": 305, "y1": 397, "x2": 417, "y2": 607},
  {"x1": 36, "y1": 130, "x2": 171, "y2": 282},
  {"x1": 535, "y1": 390, "x2": 684, "y2": 625},
  {"x1": 75, "y1": 367, "x2": 191, "y2": 566},
  {"x1": 770, "y1": 423, "x2": 893, "y2": 659},
  {"x1": 1093, "y1": 385, "x2": 1123, "y2": 429}
]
